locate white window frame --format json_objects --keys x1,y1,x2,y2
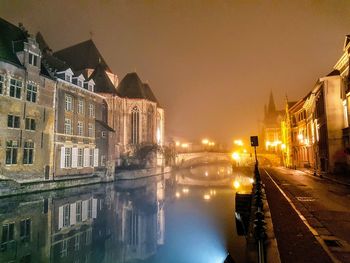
[
  {"x1": 64, "y1": 147, "x2": 72, "y2": 168},
  {"x1": 77, "y1": 121, "x2": 84, "y2": 136},
  {"x1": 77, "y1": 148, "x2": 84, "y2": 167},
  {"x1": 89, "y1": 103, "x2": 95, "y2": 118},
  {"x1": 88, "y1": 123, "x2": 94, "y2": 137},
  {"x1": 78, "y1": 99, "x2": 84, "y2": 114},
  {"x1": 9, "y1": 78, "x2": 22, "y2": 99},
  {"x1": 28, "y1": 52, "x2": 38, "y2": 66},
  {"x1": 64, "y1": 118, "x2": 72, "y2": 135},
  {"x1": 65, "y1": 95, "x2": 73, "y2": 112},
  {"x1": 0, "y1": 74, "x2": 4, "y2": 95},
  {"x1": 89, "y1": 149, "x2": 94, "y2": 167}
]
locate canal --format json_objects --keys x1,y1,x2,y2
[{"x1": 0, "y1": 162, "x2": 254, "y2": 263}]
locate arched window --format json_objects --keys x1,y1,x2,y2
[
  {"x1": 147, "y1": 107, "x2": 154, "y2": 143},
  {"x1": 131, "y1": 106, "x2": 139, "y2": 144}
]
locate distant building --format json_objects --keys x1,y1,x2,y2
[
  {"x1": 0, "y1": 18, "x2": 55, "y2": 182},
  {"x1": 262, "y1": 92, "x2": 284, "y2": 153}
]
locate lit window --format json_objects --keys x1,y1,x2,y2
[
  {"x1": 65, "y1": 95, "x2": 73, "y2": 111},
  {"x1": 28, "y1": 53, "x2": 38, "y2": 66},
  {"x1": 78, "y1": 99, "x2": 84, "y2": 114},
  {"x1": 26, "y1": 83, "x2": 37, "y2": 102},
  {"x1": 6, "y1": 140, "x2": 18, "y2": 164},
  {"x1": 88, "y1": 123, "x2": 94, "y2": 137},
  {"x1": 7, "y1": 115, "x2": 20, "y2": 128},
  {"x1": 64, "y1": 118, "x2": 72, "y2": 135},
  {"x1": 77, "y1": 148, "x2": 84, "y2": 167},
  {"x1": 89, "y1": 103, "x2": 95, "y2": 117},
  {"x1": 64, "y1": 148, "x2": 72, "y2": 167},
  {"x1": 9, "y1": 78, "x2": 22, "y2": 99},
  {"x1": 0, "y1": 75, "x2": 4, "y2": 94},
  {"x1": 23, "y1": 141, "x2": 34, "y2": 164},
  {"x1": 77, "y1": 121, "x2": 84, "y2": 136},
  {"x1": 25, "y1": 118, "x2": 36, "y2": 131}
]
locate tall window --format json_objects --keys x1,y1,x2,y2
[
  {"x1": 20, "y1": 219, "x2": 31, "y2": 241},
  {"x1": 65, "y1": 95, "x2": 73, "y2": 112},
  {"x1": 2, "y1": 223, "x2": 15, "y2": 243},
  {"x1": 64, "y1": 118, "x2": 72, "y2": 135},
  {"x1": 78, "y1": 99, "x2": 84, "y2": 114},
  {"x1": 25, "y1": 118, "x2": 36, "y2": 131},
  {"x1": 26, "y1": 83, "x2": 37, "y2": 102},
  {"x1": 6, "y1": 140, "x2": 18, "y2": 164},
  {"x1": 28, "y1": 53, "x2": 38, "y2": 66},
  {"x1": 77, "y1": 148, "x2": 84, "y2": 167},
  {"x1": 7, "y1": 115, "x2": 20, "y2": 128},
  {"x1": 88, "y1": 123, "x2": 94, "y2": 137},
  {"x1": 147, "y1": 107, "x2": 154, "y2": 143},
  {"x1": 89, "y1": 103, "x2": 95, "y2": 117},
  {"x1": 76, "y1": 201, "x2": 82, "y2": 223},
  {"x1": 64, "y1": 148, "x2": 72, "y2": 167},
  {"x1": 77, "y1": 121, "x2": 84, "y2": 136},
  {"x1": 23, "y1": 141, "x2": 34, "y2": 164},
  {"x1": 9, "y1": 78, "x2": 22, "y2": 99},
  {"x1": 131, "y1": 106, "x2": 139, "y2": 144},
  {"x1": 0, "y1": 74, "x2": 4, "y2": 94},
  {"x1": 89, "y1": 149, "x2": 94, "y2": 166}
]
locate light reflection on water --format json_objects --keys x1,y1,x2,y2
[{"x1": 0, "y1": 163, "x2": 252, "y2": 263}]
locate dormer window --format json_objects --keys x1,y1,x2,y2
[
  {"x1": 84, "y1": 80, "x2": 95, "y2": 92},
  {"x1": 77, "y1": 80, "x2": 83, "y2": 88},
  {"x1": 28, "y1": 53, "x2": 38, "y2": 66},
  {"x1": 65, "y1": 74, "x2": 72, "y2": 82},
  {"x1": 72, "y1": 74, "x2": 85, "y2": 88}
]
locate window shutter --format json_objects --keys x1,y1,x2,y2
[
  {"x1": 70, "y1": 203, "x2": 76, "y2": 225},
  {"x1": 84, "y1": 148, "x2": 89, "y2": 167},
  {"x1": 92, "y1": 198, "x2": 97, "y2": 219},
  {"x1": 72, "y1": 148, "x2": 78, "y2": 168},
  {"x1": 60, "y1": 147, "x2": 65, "y2": 168},
  {"x1": 58, "y1": 206, "x2": 63, "y2": 229},
  {"x1": 82, "y1": 200, "x2": 88, "y2": 221},
  {"x1": 93, "y1": 148, "x2": 99, "y2": 167}
]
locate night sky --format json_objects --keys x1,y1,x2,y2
[{"x1": 1, "y1": 0, "x2": 350, "y2": 144}]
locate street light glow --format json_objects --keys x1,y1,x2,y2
[
  {"x1": 231, "y1": 152, "x2": 240, "y2": 160},
  {"x1": 234, "y1": 139, "x2": 243, "y2": 146}
]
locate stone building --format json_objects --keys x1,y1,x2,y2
[
  {"x1": 53, "y1": 40, "x2": 165, "y2": 167},
  {"x1": 262, "y1": 92, "x2": 284, "y2": 152},
  {"x1": 0, "y1": 18, "x2": 55, "y2": 182},
  {"x1": 36, "y1": 34, "x2": 115, "y2": 179}
]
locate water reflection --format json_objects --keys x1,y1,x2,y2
[{"x1": 0, "y1": 163, "x2": 253, "y2": 263}]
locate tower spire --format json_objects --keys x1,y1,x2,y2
[{"x1": 268, "y1": 91, "x2": 276, "y2": 113}]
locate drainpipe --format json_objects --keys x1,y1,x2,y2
[{"x1": 52, "y1": 80, "x2": 58, "y2": 181}]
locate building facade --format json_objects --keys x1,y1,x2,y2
[{"x1": 0, "y1": 18, "x2": 55, "y2": 182}]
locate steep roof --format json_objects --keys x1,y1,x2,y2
[
  {"x1": 143, "y1": 83, "x2": 161, "y2": 107},
  {"x1": 117, "y1": 72, "x2": 161, "y2": 106},
  {"x1": 267, "y1": 91, "x2": 276, "y2": 113},
  {"x1": 89, "y1": 63, "x2": 117, "y2": 94},
  {"x1": 0, "y1": 18, "x2": 27, "y2": 66},
  {"x1": 53, "y1": 39, "x2": 111, "y2": 72},
  {"x1": 36, "y1": 32, "x2": 52, "y2": 54}
]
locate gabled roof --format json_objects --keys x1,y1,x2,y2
[
  {"x1": 343, "y1": 35, "x2": 350, "y2": 51},
  {"x1": 53, "y1": 39, "x2": 111, "y2": 72},
  {"x1": 326, "y1": 69, "x2": 340, "y2": 76},
  {"x1": 143, "y1": 83, "x2": 161, "y2": 107},
  {"x1": 36, "y1": 32, "x2": 52, "y2": 54},
  {"x1": 95, "y1": 119, "x2": 115, "y2": 132},
  {"x1": 89, "y1": 63, "x2": 117, "y2": 94},
  {"x1": 0, "y1": 18, "x2": 27, "y2": 66}
]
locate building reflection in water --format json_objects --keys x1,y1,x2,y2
[{"x1": 0, "y1": 175, "x2": 166, "y2": 263}]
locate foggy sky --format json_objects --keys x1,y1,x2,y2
[{"x1": 1, "y1": 0, "x2": 350, "y2": 144}]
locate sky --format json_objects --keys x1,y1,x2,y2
[{"x1": 1, "y1": 0, "x2": 350, "y2": 144}]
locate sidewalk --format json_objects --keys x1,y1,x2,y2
[
  {"x1": 297, "y1": 168, "x2": 350, "y2": 187},
  {"x1": 260, "y1": 169, "x2": 333, "y2": 263}
]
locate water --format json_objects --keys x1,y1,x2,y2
[{"x1": 0, "y1": 162, "x2": 253, "y2": 263}]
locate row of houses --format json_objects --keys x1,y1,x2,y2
[
  {"x1": 0, "y1": 18, "x2": 165, "y2": 182},
  {"x1": 262, "y1": 35, "x2": 350, "y2": 174}
]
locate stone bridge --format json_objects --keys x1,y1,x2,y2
[{"x1": 176, "y1": 152, "x2": 281, "y2": 167}]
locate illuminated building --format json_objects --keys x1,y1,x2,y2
[{"x1": 262, "y1": 92, "x2": 284, "y2": 153}]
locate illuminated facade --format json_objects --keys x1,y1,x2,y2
[{"x1": 262, "y1": 92, "x2": 284, "y2": 153}]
